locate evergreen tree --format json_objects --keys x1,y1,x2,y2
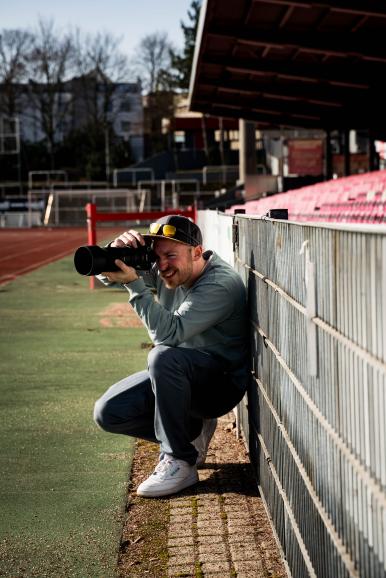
[{"x1": 170, "y1": 0, "x2": 201, "y2": 90}]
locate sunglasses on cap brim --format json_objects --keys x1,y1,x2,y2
[
  {"x1": 149, "y1": 223, "x2": 177, "y2": 237},
  {"x1": 146, "y1": 222, "x2": 199, "y2": 245}
]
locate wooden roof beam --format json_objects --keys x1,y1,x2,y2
[
  {"x1": 252, "y1": 0, "x2": 386, "y2": 19},
  {"x1": 198, "y1": 76, "x2": 368, "y2": 105},
  {"x1": 208, "y1": 25, "x2": 386, "y2": 63},
  {"x1": 202, "y1": 54, "x2": 375, "y2": 89}
]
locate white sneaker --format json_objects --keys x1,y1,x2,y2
[
  {"x1": 136, "y1": 455, "x2": 198, "y2": 498},
  {"x1": 192, "y1": 418, "x2": 217, "y2": 466}
]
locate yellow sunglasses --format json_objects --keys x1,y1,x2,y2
[{"x1": 149, "y1": 223, "x2": 177, "y2": 237}]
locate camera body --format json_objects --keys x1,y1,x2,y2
[{"x1": 74, "y1": 245, "x2": 156, "y2": 276}]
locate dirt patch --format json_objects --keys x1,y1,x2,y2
[
  {"x1": 99, "y1": 303, "x2": 143, "y2": 328},
  {"x1": 118, "y1": 440, "x2": 169, "y2": 578}
]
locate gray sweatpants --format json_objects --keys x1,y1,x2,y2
[{"x1": 93, "y1": 345, "x2": 245, "y2": 464}]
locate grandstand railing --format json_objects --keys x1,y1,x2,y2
[
  {"x1": 197, "y1": 210, "x2": 386, "y2": 578},
  {"x1": 202, "y1": 165, "x2": 239, "y2": 185},
  {"x1": 113, "y1": 167, "x2": 154, "y2": 187},
  {"x1": 28, "y1": 170, "x2": 68, "y2": 190},
  {"x1": 136, "y1": 179, "x2": 200, "y2": 211}
]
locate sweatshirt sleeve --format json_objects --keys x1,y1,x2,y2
[{"x1": 124, "y1": 277, "x2": 234, "y2": 346}]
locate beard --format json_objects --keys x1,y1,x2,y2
[{"x1": 161, "y1": 255, "x2": 194, "y2": 288}]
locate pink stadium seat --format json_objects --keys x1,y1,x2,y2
[{"x1": 233, "y1": 170, "x2": 386, "y2": 224}]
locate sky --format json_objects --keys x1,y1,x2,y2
[{"x1": 1, "y1": 0, "x2": 193, "y2": 59}]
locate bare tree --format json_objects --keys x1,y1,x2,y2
[
  {"x1": 71, "y1": 30, "x2": 131, "y2": 180},
  {"x1": 72, "y1": 30, "x2": 130, "y2": 127},
  {"x1": 0, "y1": 28, "x2": 33, "y2": 116},
  {"x1": 27, "y1": 19, "x2": 74, "y2": 168},
  {"x1": 133, "y1": 31, "x2": 174, "y2": 93}
]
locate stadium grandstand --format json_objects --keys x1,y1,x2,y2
[
  {"x1": 230, "y1": 169, "x2": 386, "y2": 223},
  {"x1": 189, "y1": 0, "x2": 386, "y2": 223}
]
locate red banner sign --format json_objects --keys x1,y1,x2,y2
[{"x1": 287, "y1": 139, "x2": 324, "y2": 175}]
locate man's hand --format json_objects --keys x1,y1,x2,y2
[
  {"x1": 102, "y1": 229, "x2": 146, "y2": 283},
  {"x1": 110, "y1": 229, "x2": 145, "y2": 248},
  {"x1": 102, "y1": 259, "x2": 139, "y2": 284}
]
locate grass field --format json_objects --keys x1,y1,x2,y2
[{"x1": 0, "y1": 253, "x2": 149, "y2": 577}]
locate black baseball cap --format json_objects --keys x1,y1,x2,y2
[{"x1": 143, "y1": 215, "x2": 203, "y2": 246}]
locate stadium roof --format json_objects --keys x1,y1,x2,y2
[{"x1": 188, "y1": 0, "x2": 386, "y2": 138}]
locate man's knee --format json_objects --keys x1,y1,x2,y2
[
  {"x1": 93, "y1": 396, "x2": 117, "y2": 432},
  {"x1": 148, "y1": 345, "x2": 178, "y2": 375},
  {"x1": 147, "y1": 345, "x2": 195, "y2": 399}
]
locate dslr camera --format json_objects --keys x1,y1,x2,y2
[{"x1": 74, "y1": 245, "x2": 156, "y2": 276}]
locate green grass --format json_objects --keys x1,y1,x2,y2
[{"x1": 0, "y1": 255, "x2": 149, "y2": 577}]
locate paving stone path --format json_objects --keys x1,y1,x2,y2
[{"x1": 166, "y1": 415, "x2": 288, "y2": 578}]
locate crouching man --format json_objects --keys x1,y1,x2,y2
[{"x1": 93, "y1": 215, "x2": 249, "y2": 497}]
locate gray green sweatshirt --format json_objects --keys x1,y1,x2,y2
[{"x1": 121, "y1": 251, "x2": 249, "y2": 385}]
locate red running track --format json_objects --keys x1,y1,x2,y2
[{"x1": 0, "y1": 227, "x2": 122, "y2": 285}]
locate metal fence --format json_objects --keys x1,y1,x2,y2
[
  {"x1": 26, "y1": 188, "x2": 147, "y2": 226},
  {"x1": 198, "y1": 210, "x2": 386, "y2": 578}
]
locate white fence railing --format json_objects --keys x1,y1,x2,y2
[
  {"x1": 198, "y1": 209, "x2": 386, "y2": 578},
  {"x1": 197, "y1": 210, "x2": 234, "y2": 266}
]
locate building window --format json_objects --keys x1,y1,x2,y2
[
  {"x1": 121, "y1": 121, "x2": 131, "y2": 133},
  {"x1": 174, "y1": 131, "x2": 185, "y2": 144},
  {"x1": 215, "y1": 130, "x2": 227, "y2": 142},
  {"x1": 119, "y1": 99, "x2": 132, "y2": 112},
  {"x1": 214, "y1": 129, "x2": 240, "y2": 142}
]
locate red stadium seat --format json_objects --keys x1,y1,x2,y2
[{"x1": 233, "y1": 170, "x2": 386, "y2": 224}]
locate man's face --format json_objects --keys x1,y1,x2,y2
[{"x1": 153, "y1": 238, "x2": 194, "y2": 289}]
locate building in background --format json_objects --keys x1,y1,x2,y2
[{"x1": 0, "y1": 76, "x2": 144, "y2": 163}]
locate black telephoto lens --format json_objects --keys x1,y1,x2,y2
[{"x1": 74, "y1": 245, "x2": 155, "y2": 276}]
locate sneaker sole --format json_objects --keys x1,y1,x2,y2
[{"x1": 136, "y1": 471, "x2": 199, "y2": 498}]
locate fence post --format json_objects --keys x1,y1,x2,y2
[
  {"x1": 86, "y1": 202, "x2": 97, "y2": 245},
  {"x1": 86, "y1": 202, "x2": 97, "y2": 289}
]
